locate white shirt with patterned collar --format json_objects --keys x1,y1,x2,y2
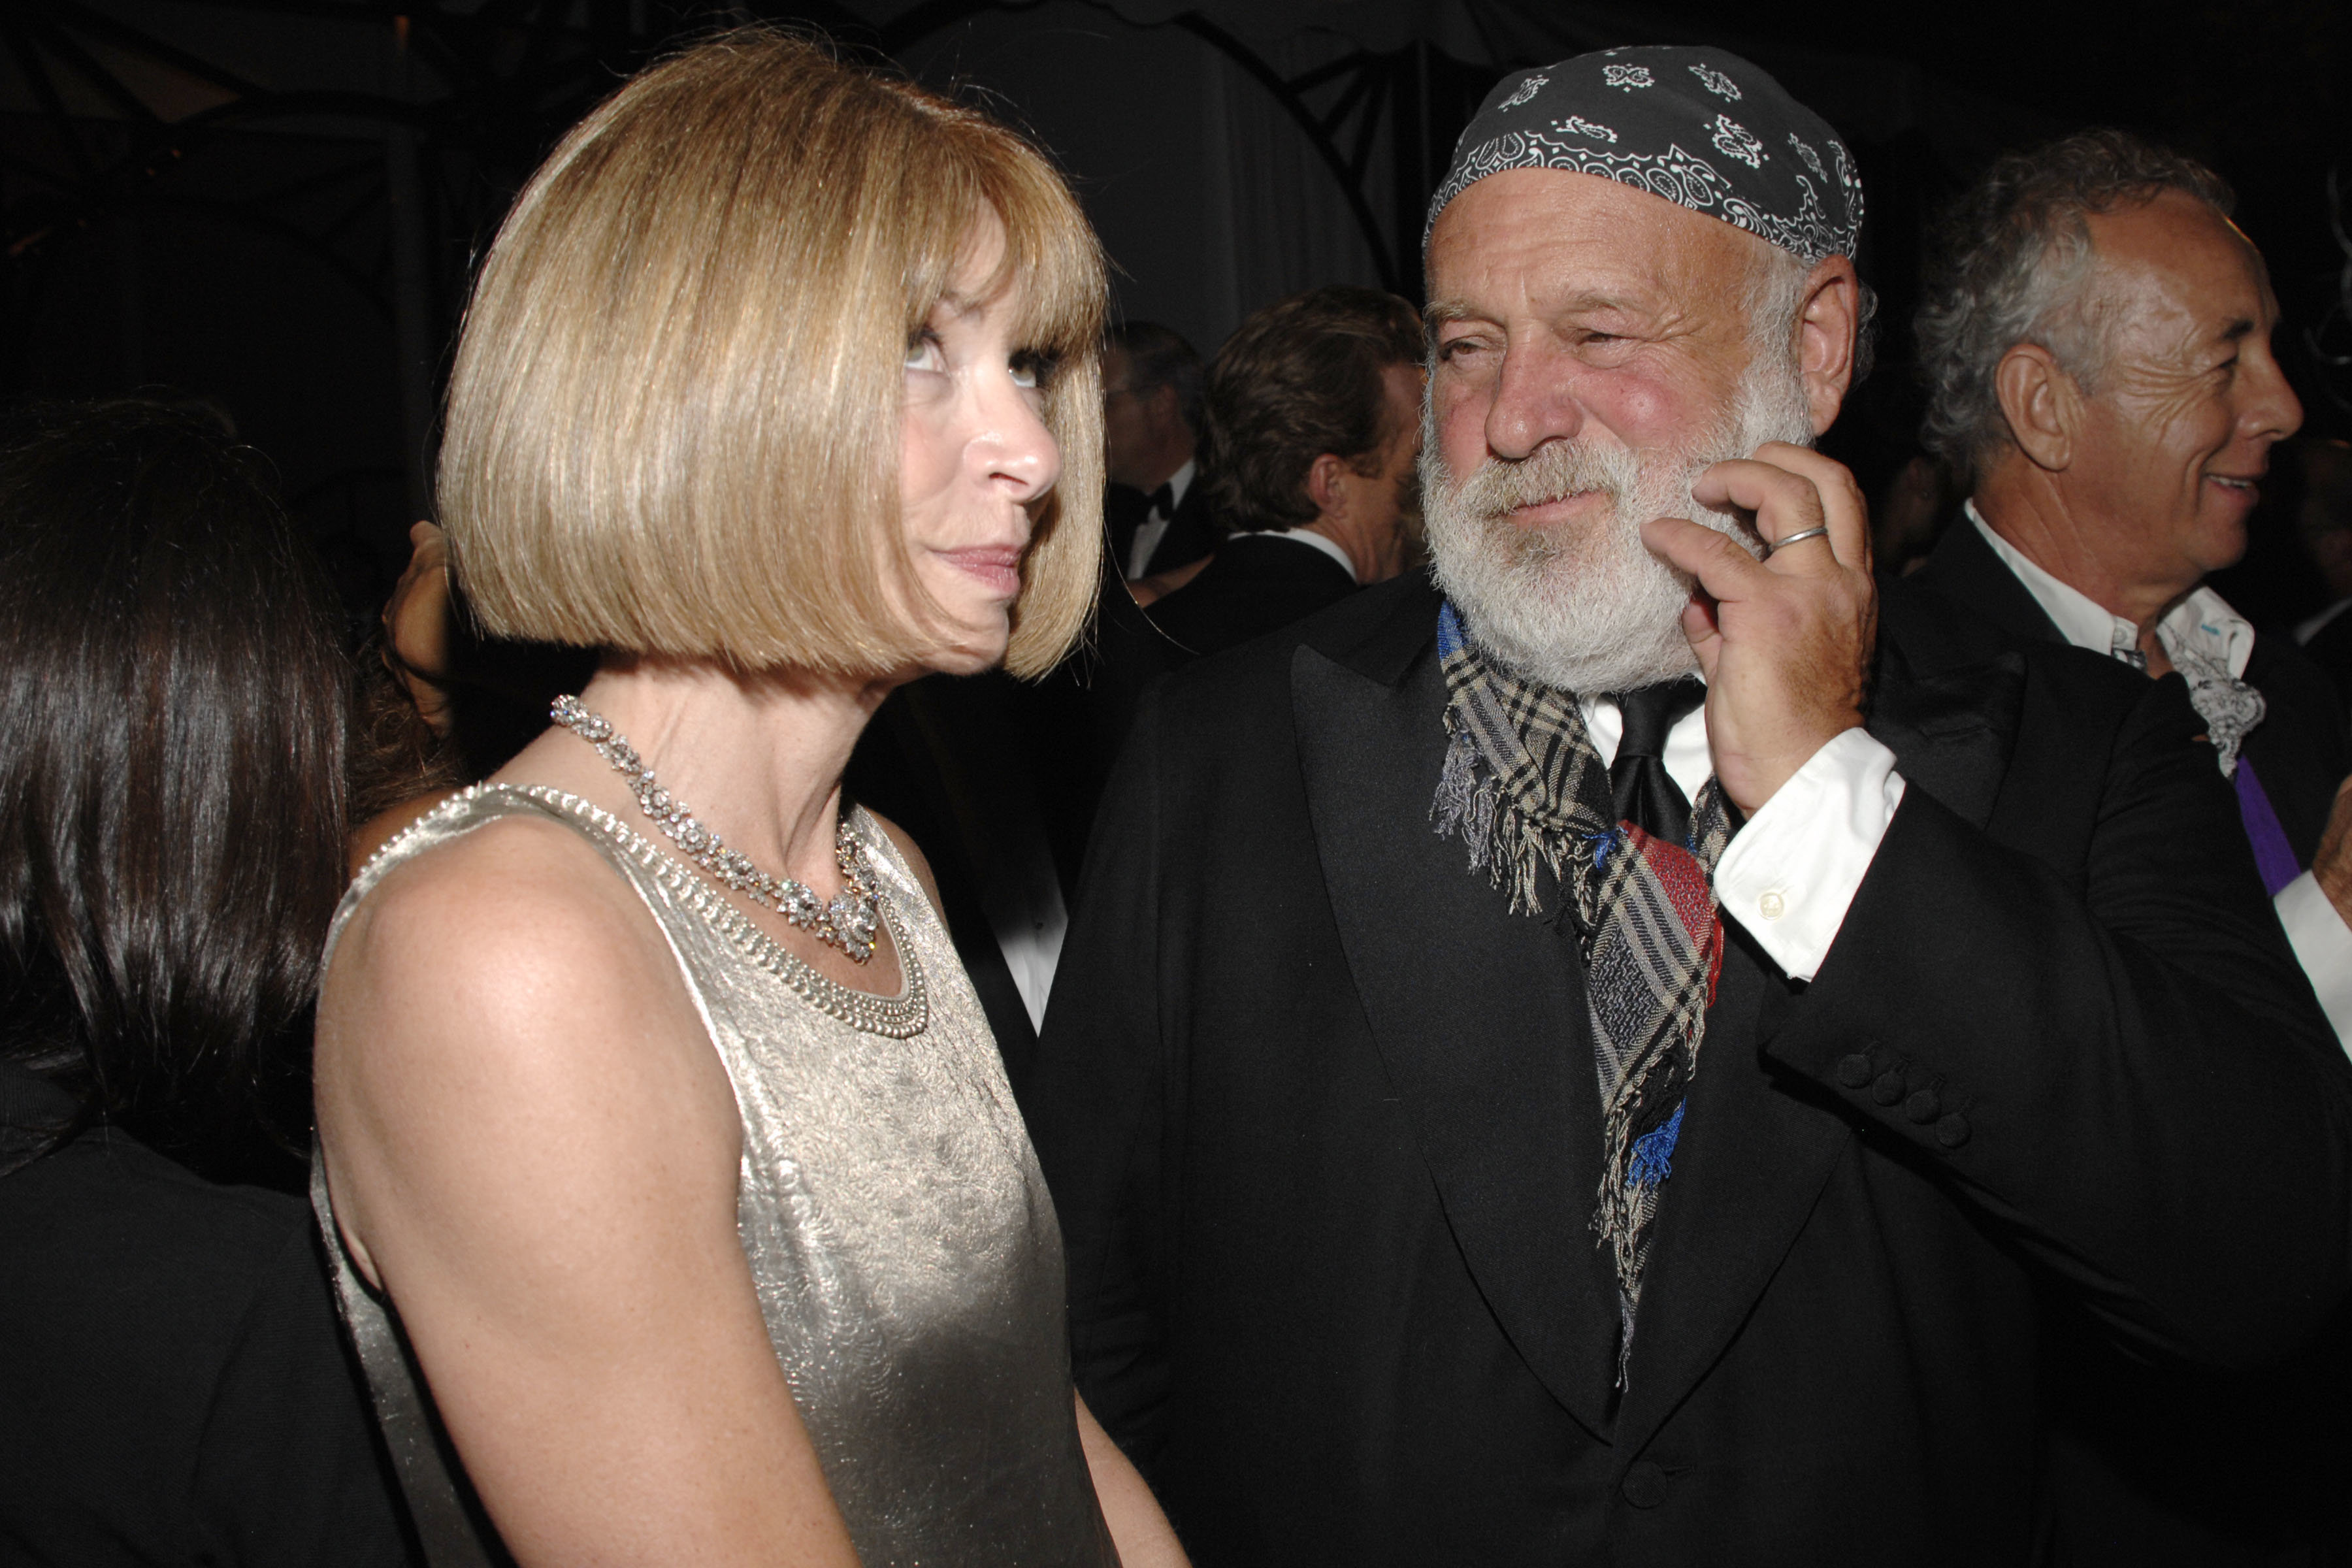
[{"x1": 1967, "y1": 502, "x2": 2352, "y2": 1047}]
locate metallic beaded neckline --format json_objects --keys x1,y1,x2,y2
[
  {"x1": 404, "y1": 784, "x2": 931, "y2": 1039},
  {"x1": 549, "y1": 694, "x2": 882, "y2": 964}
]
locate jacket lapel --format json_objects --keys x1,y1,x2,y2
[
  {"x1": 1610, "y1": 923, "x2": 1854, "y2": 1452},
  {"x1": 1872, "y1": 622, "x2": 2027, "y2": 831},
  {"x1": 1292, "y1": 627, "x2": 1622, "y2": 1437},
  {"x1": 1613, "y1": 628, "x2": 2025, "y2": 1446}
]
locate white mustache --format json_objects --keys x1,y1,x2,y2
[{"x1": 1443, "y1": 438, "x2": 1645, "y2": 523}]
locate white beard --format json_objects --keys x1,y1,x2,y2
[{"x1": 1422, "y1": 354, "x2": 1818, "y2": 694}]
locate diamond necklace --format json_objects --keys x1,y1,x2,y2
[{"x1": 549, "y1": 694, "x2": 883, "y2": 963}]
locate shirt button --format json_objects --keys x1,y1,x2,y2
[{"x1": 1757, "y1": 890, "x2": 1786, "y2": 921}]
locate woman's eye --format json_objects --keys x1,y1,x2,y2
[
  {"x1": 1009, "y1": 353, "x2": 1050, "y2": 391},
  {"x1": 905, "y1": 333, "x2": 945, "y2": 374}
]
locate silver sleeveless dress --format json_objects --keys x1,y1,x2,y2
[{"x1": 315, "y1": 784, "x2": 1116, "y2": 1567}]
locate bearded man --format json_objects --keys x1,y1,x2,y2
[{"x1": 1021, "y1": 48, "x2": 2350, "y2": 1567}]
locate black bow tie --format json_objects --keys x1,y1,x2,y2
[
  {"x1": 1608, "y1": 678, "x2": 1707, "y2": 845},
  {"x1": 1145, "y1": 482, "x2": 1175, "y2": 519}
]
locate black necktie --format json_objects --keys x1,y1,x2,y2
[
  {"x1": 1608, "y1": 679, "x2": 1706, "y2": 846},
  {"x1": 1145, "y1": 482, "x2": 1175, "y2": 520}
]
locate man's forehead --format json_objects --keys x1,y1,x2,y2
[
  {"x1": 1428, "y1": 168, "x2": 1764, "y2": 314},
  {"x1": 2087, "y1": 193, "x2": 2276, "y2": 334}
]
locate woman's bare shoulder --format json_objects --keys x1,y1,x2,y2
[
  {"x1": 339, "y1": 810, "x2": 659, "y2": 986},
  {"x1": 319, "y1": 809, "x2": 704, "y2": 1122},
  {"x1": 316, "y1": 804, "x2": 741, "y2": 1281}
]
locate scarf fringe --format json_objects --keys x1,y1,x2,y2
[{"x1": 1432, "y1": 723, "x2": 1597, "y2": 919}]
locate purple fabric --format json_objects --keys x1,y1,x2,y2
[{"x1": 2234, "y1": 757, "x2": 2302, "y2": 897}]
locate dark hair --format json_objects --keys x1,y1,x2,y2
[
  {"x1": 1915, "y1": 128, "x2": 2234, "y2": 486},
  {"x1": 0, "y1": 400, "x2": 350, "y2": 1184},
  {"x1": 1109, "y1": 319, "x2": 1205, "y2": 436},
  {"x1": 1201, "y1": 286, "x2": 1424, "y2": 533}
]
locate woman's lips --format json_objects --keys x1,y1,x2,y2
[{"x1": 942, "y1": 546, "x2": 1022, "y2": 598}]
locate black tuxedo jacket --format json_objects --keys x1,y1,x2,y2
[
  {"x1": 1902, "y1": 517, "x2": 2352, "y2": 1563},
  {"x1": 2302, "y1": 604, "x2": 2352, "y2": 718},
  {"x1": 1022, "y1": 570, "x2": 2350, "y2": 1567},
  {"x1": 1146, "y1": 532, "x2": 1359, "y2": 659},
  {"x1": 1908, "y1": 518, "x2": 2349, "y2": 866},
  {"x1": 1107, "y1": 479, "x2": 1218, "y2": 581}
]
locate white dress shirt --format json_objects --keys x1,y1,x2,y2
[
  {"x1": 1125, "y1": 459, "x2": 1196, "y2": 581},
  {"x1": 1968, "y1": 504, "x2": 2352, "y2": 1045},
  {"x1": 1579, "y1": 690, "x2": 1906, "y2": 982}
]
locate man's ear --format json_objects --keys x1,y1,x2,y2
[
  {"x1": 1992, "y1": 344, "x2": 2076, "y2": 472},
  {"x1": 1306, "y1": 452, "x2": 1348, "y2": 523},
  {"x1": 1795, "y1": 255, "x2": 1859, "y2": 436}
]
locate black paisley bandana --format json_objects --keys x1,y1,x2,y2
[{"x1": 1426, "y1": 44, "x2": 1863, "y2": 265}]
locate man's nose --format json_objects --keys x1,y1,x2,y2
[
  {"x1": 1484, "y1": 342, "x2": 1585, "y2": 461},
  {"x1": 2244, "y1": 350, "x2": 2302, "y2": 449}
]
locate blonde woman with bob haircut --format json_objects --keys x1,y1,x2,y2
[{"x1": 312, "y1": 31, "x2": 1186, "y2": 1568}]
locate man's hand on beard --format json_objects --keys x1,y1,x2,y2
[{"x1": 1638, "y1": 442, "x2": 1876, "y2": 817}]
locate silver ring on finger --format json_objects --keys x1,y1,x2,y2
[{"x1": 1765, "y1": 524, "x2": 1831, "y2": 557}]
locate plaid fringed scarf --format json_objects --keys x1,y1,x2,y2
[{"x1": 1429, "y1": 602, "x2": 1730, "y2": 1386}]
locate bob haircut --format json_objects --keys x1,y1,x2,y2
[
  {"x1": 441, "y1": 29, "x2": 1107, "y2": 679},
  {"x1": 0, "y1": 399, "x2": 349, "y2": 1184}
]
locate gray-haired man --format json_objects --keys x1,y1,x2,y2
[{"x1": 1906, "y1": 126, "x2": 2352, "y2": 1565}]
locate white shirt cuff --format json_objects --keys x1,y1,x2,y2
[
  {"x1": 2276, "y1": 871, "x2": 2352, "y2": 1052},
  {"x1": 1714, "y1": 728, "x2": 1907, "y2": 981}
]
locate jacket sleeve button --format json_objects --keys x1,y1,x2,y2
[
  {"x1": 1936, "y1": 1113, "x2": 1972, "y2": 1149},
  {"x1": 1836, "y1": 1053, "x2": 1873, "y2": 1088},
  {"x1": 1621, "y1": 1460, "x2": 1670, "y2": 1509},
  {"x1": 1904, "y1": 1089, "x2": 1940, "y2": 1124},
  {"x1": 1872, "y1": 1070, "x2": 1906, "y2": 1106}
]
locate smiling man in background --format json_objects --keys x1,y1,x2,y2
[
  {"x1": 1906, "y1": 127, "x2": 2352, "y2": 1565},
  {"x1": 1911, "y1": 130, "x2": 2351, "y2": 1043}
]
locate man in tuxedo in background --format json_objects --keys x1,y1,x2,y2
[
  {"x1": 1104, "y1": 321, "x2": 1217, "y2": 584},
  {"x1": 1908, "y1": 129, "x2": 2350, "y2": 1045},
  {"x1": 1023, "y1": 48, "x2": 2351, "y2": 1566},
  {"x1": 1149, "y1": 287, "x2": 1423, "y2": 658},
  {"x1": 1905, "y1": 128, "x2": 2352, "y2": 1565}
]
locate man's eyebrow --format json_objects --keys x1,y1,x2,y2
[
  {"x1": 1423, "y1": 299, "x2": 1483, "y2": 332},
  {"x1": 2218, "y1": 316, "x2": 2256, "y2": 344},
  {"x1": 1423, "y1": 292, "x2": 1644, "y2": 339}
]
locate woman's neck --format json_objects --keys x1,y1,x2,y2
[{"x1": 511, "y1": 656, "x2": 898, "y2": 896}]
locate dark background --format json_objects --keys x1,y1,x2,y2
[{"x1": 3, "y1": 0, "x2": 2345, "y2": 630}]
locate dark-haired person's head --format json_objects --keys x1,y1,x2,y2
[
  {"x1": 1103, "y1": 321, "x2": 1202, "y2": 493},
  {"x1": 1201, "y1": 286, "x2": 1425, "y2": 563},
  {"x1": 0, "y1": 399, "x2": 348, "y2": 1186}
]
